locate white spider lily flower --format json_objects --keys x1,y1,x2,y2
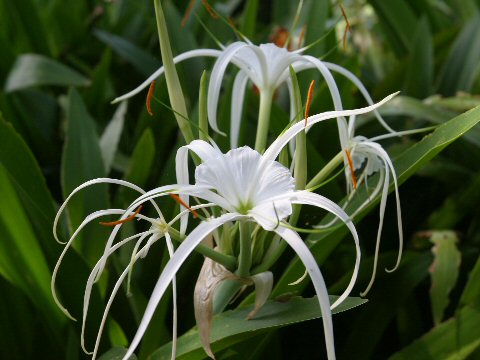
[
  {"x1": 51, "y1": 178, "x2": 190, "y2": 360},
  {"x1": 112, "y1": 41, "x2": 395, "y2": 150},
  {"x1": 120, "y1": 96, "x2": 395, "y2": 360}
]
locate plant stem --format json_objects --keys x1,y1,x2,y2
[
  {"x1": 236, "y1": 221, "x2": 252, "y2": 277},
  {"x1": 168, "y1": 227, "x2": 237, "y2": 271},
  {"x1": 254, "y1": 89, "x2": 273, "y2": 152},
  {"x1": 306, "y1": 151, "x2": 343, "y2": 189}
]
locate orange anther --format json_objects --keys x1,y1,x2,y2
[
  {"x1": 181, "y1": 0, "x2": 196, "y2": 27},
  {"x1": 344, "y1": 148, "x2": 357, "y2": 189},
  {"x1": 146, "y1": 80, "x2": 156, "y2": 116},
  {"x1": 100, "y1": 206, "x2": 143, "y2": 226},
  {"x1": 169, "y1": 194, "x2": 198, "y2": 218},
  {"x1": 297, "y1": 25, "x2": 307, "y2": 49},
  {"x1": 305, "y1": 80, "x2": 315, "y2": 126},
  {"x1": 271, "y1": 27, "x2": 289, "y2": 49},
  {"x1": 202, "y1": 0, "x2": 218, "y2": 19}
]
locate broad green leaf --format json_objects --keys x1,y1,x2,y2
[
  {"x1": 368, "y1": 0, "x2": 418, "y2": 56},
  {"x1": 124, "y1": 128, "x2": 156, "y2": 188},
  {"x1": 460, "y1": 255, "x2": 480, "y2": 306},
  {"x1": 150, "y1": 296, "x2": 366, "y2": 360},
  {"x1": 388, "y1": 305, "x2": 480, "y2": 360},
  {"x1": 100, "y1": 101, "x2": 128, "y2": 173},
  {"x1": 0, "y1": 165, "x2": 63, "y2": 329},
  {"x1": 98, "y1": 346, "x2": 137, "y2": 360},
  {"x1": 240, "y1": 0, "x2": 259, "y2": 39},
  {"x1": 404, "y1": 17, "x2": 433, "y2": 98},
  {"x1": 428, "y1": 231, "x2": 461, "y2": 325},
  {"x1": 339, "y1": 252, "x2": 431, "y2": 360},
  {"x1": 4, "y1": 54, "x2": 90, "y2": 92},
  {"x1": 61, "y1": 88, "x2": 109, "y2": 264},
  {"x1": 94, "y1": 29, "x2": 161, "y2": 77},
  {"x1": 0, "y1": 113, "x2": 58, "y2": 262},
  {"x1": 272, "y1": 105, "x2": 480, "y2": 297},
  {"x1": 437, "y1": 12, "x2": 480, "y2": 95}
]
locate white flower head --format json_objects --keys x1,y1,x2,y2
[{"x1": 119, "y1": 96, "x2": 395, "y2": 360}]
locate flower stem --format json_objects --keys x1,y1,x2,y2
[
  {"x1": 236, "y1": 221, "x2": 252, "y2": 277},
  {"x1": 306, "y1": 151, "x2": 344, "y2": 189},
  {"x1": 168, "y1": 228, "x2": 237, "y2": 271},
  {"x1": 254, "y1": 90, "x2": 273, "y2": 152}
]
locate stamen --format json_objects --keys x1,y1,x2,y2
[
  {"x1": 297, "y1": 25, "x2": 307, "y2": 49},
  {"x1": 99, "y1": 206, "x2": 143, "y2": 226},
  {"x1": 169, "y1": 194, "x2": 198, "y2": 218},
  {"x1": 339, "y1": 3, "x2": 351, "y2": 50},
  {"x1": 181, "y1": 0, "x2": 196, "y2": 27},
  {"x1": 304, "y1": 80, "x2": 315, "y2": 126},
  {"x1": 202, "y1": 0, "x2": 218, "y2": 19},
  {"x1": 344, "y1": 148, "x2": 357, "y2": 189},
  {"x1": 271, "y1": 27, "x2": 289, "y2": 49},
  {"x1": 146, "y1": 80, "x2": 156, "y2": 116}
]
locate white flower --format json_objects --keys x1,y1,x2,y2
[
  {"x1": 112, "y1": 41, "x2": 395, "y2": 150},
  {"x1": 119, "y1": 95, "x2": 394, "y2": 360}
]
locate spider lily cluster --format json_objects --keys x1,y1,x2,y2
[{"x1": 52, "y1": 2, "x2": 416, "y2": 360}]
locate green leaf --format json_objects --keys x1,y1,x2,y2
[
  {"x1": 0, "y1": 165, "x2": 63, "y2": 328},
  {"x1": 100, "y1": 101, "x2": 128, "y2": 173},
  {"x1": 150, "y1": 296, "x2": 366, "y2": 360},
  {"x1": 272, "y1": 104, "x2": 480, "y2": 297},
  {"x1": 4, "y1": 54, "x2": 90, "y2": 92},
  {"x1": 368, "y1": 0, "x2": 418, "y2": 56},
  {"x1": 404, "y1": 17, "x2": 433, "y2": 98},
  {"x1": 93, "y1": 29, "x2": 161, "y2": 77},
  {"x1": 388, "y1": 305, "x2": 480, "y2": 360},
  {"x1": 428, "y1": 231, "x2": 461, "y2": 325},
  {"x1": 437, "y1": 12, "x2": 480, "y2": 95},
  {"x1": 240, "y1": 0, "x2": 259, "y2": 39},
  {"x1": 98, "y1": 346, "x2": 137, "y2": 360},
  {"x1": 61, "y1": 88, "x2": 109, "y2": 264},
  {"x1": 460, "y1": 255, "x2": 480, "y2": 307}
]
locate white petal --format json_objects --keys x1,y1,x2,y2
[
  {"x1": 286, "y1": 191, "x2": 361, "y2": 309},
  {"x1": 263, "y1": 93, "x2": 399, "y2": 163},
  {"x1": 121, "y1": 213, "x2": 241, "y2": 360},
  {"x1": 51, "y1": 208, "x2": 128, "y2": 320},
  {"x1": 249, "y1": 199, "x2": 292, "y2": 231},
  {"x1": 230, "y1": 71, "x2": 249, "y2": 148},
  {"x1": 273, "y1": 226, "x2": 336, "y2": 360},
  {"x1": 208, "y1": 42, "x2": 249, "y2": 135},
  {"x1": 112, "y1": 49, "x2": 222, "y2": 103},
  {"x1": 324, "y1": 62, "x2": 397, "y2": 134}
]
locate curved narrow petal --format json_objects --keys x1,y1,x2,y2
[
  {"x1": 91, "y1": 233, "x2": 162, "y2": 359},
  {"x1": 175, "y1": 141, "x2": 221, "y2": 234},
  {"x1": 82, "y1": 230, "x2": 155, "y2": 354},
  {"x1": 230, "y1": 71, "x2": 249, "y2": 148},
  {"x1": 121, "y1": 213, "x2": 241, "y2": 360},
  {"x1": 286, "y1": 191, "x2": 360, "y2": 309},
  {"x1": 263, "y1": 93, "x2": 398, "y2": 162},
  {"x1": 112, "y1": 49, "x2": 222, "y2": 103},
  {"x1": 273, "y1": 226, "x2": 335, "y2": 360},
  {"x1": 51, "y1": 208, "x2": 127, "y2": 320},
  {"x1": 324, "y1": 62, "x2": 397, "y2": 134},
  {"x1": 54, "y1": 178, "x2": 163, "y2": 244},
  {"x1": 164, "y1": 232, "x2": 178, "y2": 360},
  {"x1": 208, "y1": 42, "x2": 249, "y2": 135}
]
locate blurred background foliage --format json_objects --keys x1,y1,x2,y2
[{"x1": 1, "y1": 0, "x2": 480, "y2": 359}]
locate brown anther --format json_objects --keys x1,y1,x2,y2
[
  {"x1": 100, "y1": 206, "x2": 143, "y2": 226},
  {"x1": 271, "y1": 27, "x2": 289, "y2": 49},
  {"x1": 146, "y1": 80, "x2": 156, "y2": 116},
  {"x1": 344, "y1": 148, "x2": 357, "y2": 189},
  {"x1": 202, "y1": 0, "x2": 218, "y2": 19},
  {"x1": 339, "y1": 4, "x2": 352, "y2": 50},
  {"x1": 181, "y1": 0, "x2": 196, "y2": 27},
  {"x1": 304, "y1": 80, "x2": 315, "y2": 126},
  {"x1": 169, "y1": 194, "x2": 198, "y2": 218}
]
